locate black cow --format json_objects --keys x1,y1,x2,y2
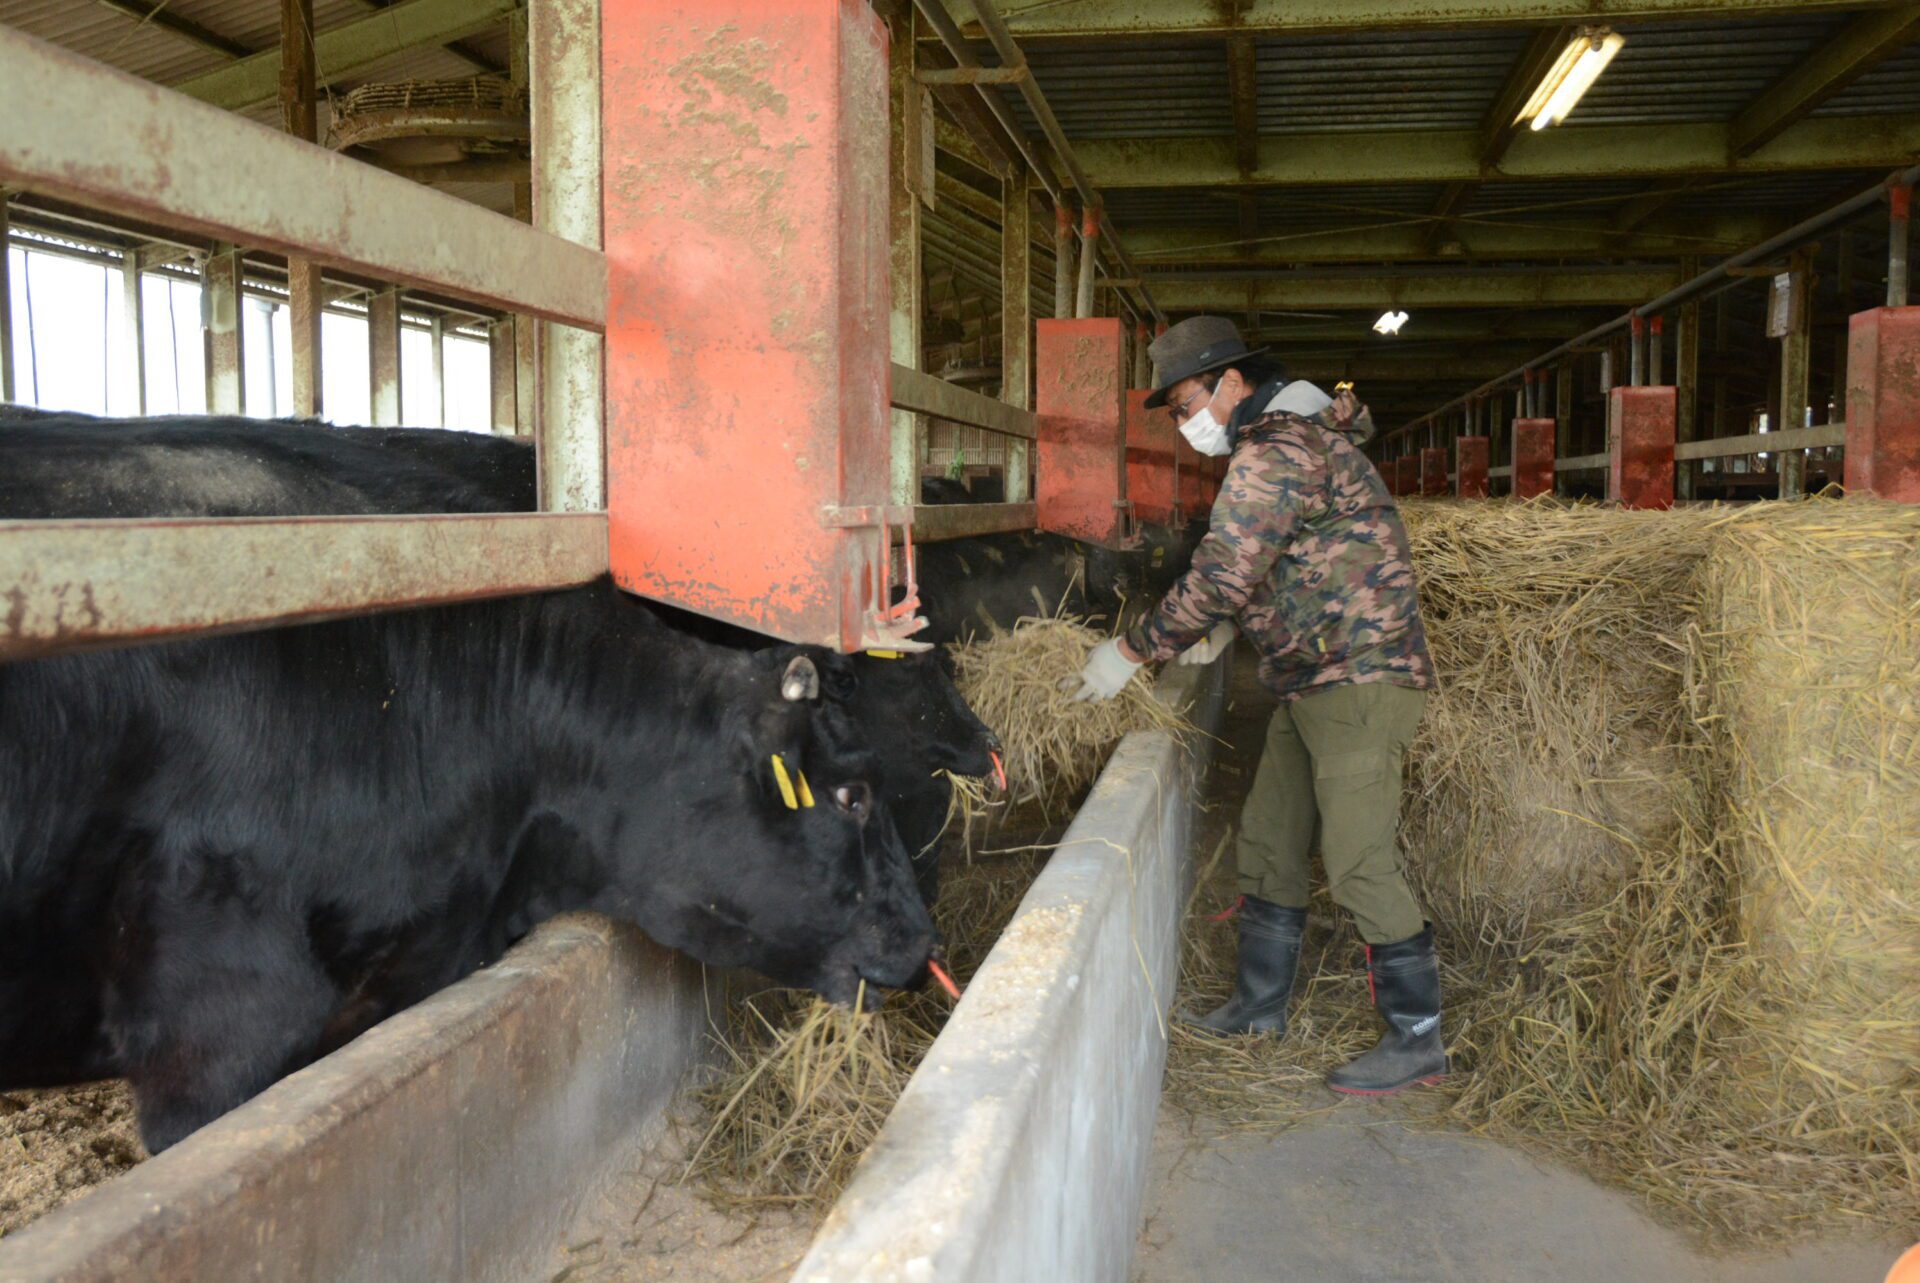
[
  {"x1": 0, "y1": 414, "x2": 1003, "y2": 904},
  {"x1": 0, "y1": 582, "x2": 933, "y2": 1152}
]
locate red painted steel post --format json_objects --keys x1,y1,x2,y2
[
  {"x1": 1606, "y1": 387, "x2": 1677, "y2": 509},
  {"x1": 1844, "y1": 306, "x2": 1920, "y2": 501},
  {"x1": 1125, "y1": 389, "x2": 1177, "y2": 526},
  {"x1": 1512, "y1": 419, "x2": 1556, "y2": 499},
  {"x1": 1420, "y1": 447, "x2": 1448, "y2": 497},
  {"x1": 1394, "y1": 454, "x2": 1419, "y2": 497},
  {"x1": 1455, "y1": 435, "x2": 1490, "y2": 498},
  {"x1": 1036, "y1": 318, "x2": 1128, "y2": 544},
  {"x1": 601, "y1": 0, "x2": 903, "y2": 650}
]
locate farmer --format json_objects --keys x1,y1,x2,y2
[{"x1": 1068, "y1": 315, "x2": 1445, "y2": 1096}]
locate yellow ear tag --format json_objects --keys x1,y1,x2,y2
[
  {"x1": 770, "y1": 754, "x2": 800, "y2": 810},
  {"x1": 795, "y1": 769, "x2": 816, "y2": 809},
  {"x1": 865, "y1": 649, "x2": 904, "y2": 660}
]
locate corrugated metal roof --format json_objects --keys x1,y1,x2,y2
[
  {"x1": 1811, "y1": 39, "x2": 1920, "y2": 116},
  {"x1": 1254, "y1": 30, "x2": 1527, "y2": 134},
  {"x1": 1661, "y1": 169, "x2": 1883, "y2": 215},
  {"x1": 999, "y1": 42, "x2": 1229, "y2": 140},
  {"x1": 1559, "y1": 17, "x2": 1843, "y2": 126}
]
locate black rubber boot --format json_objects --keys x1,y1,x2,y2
[
  {"x1": 1327, "y1": 924, "x2": 1448, "y2": 1095},
  {"x1": 1184, "y1": 897, "x2": 1306, "y2": 1036}
]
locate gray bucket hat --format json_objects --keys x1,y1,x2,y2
[{"x1": 1143, "y1": 316, "x2": 1269, "y2": 409}]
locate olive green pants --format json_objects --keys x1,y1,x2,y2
[{"x1": 1236, "y1": 681, "x2": 1428, "y2": 945}]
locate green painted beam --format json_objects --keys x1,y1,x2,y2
[
  {"x1": 1077, "y1": 114, "x2": 1920, "y2": 188},
  {"x1": 1122, "y1": 214, "x2": 1778, "y2": 263},
  {"x1": 1147, "y1": 268, "x2": 1679, "y2": 310},
  {"x1": 176, "y1": 0, "x2": 521, "y2": 111},
  {"x1": 937, "y1": 0, "x2": 1882, "y2": 40},
  {"x1": 1729, "y1": 5, "x2": 1920, "y2": 156}
]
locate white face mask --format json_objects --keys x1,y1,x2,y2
[{"x1": 1178, "y1": 406, "x2": 1232, "y2": 457}]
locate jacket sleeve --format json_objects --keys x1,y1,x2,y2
[{"x1": 1124, "y1": 434, "x2": 1312, "y2": 661}]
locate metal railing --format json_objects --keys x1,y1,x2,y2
[
  {"x1": 890, "y1": 363, "x2": 1041, "y2": 541},
  {"x1": 0, "y1": 20, "x2": 610, "y2": 662}
]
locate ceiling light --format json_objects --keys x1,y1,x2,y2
[
  {"x1": 1516, "y1": 28, "x2": 1625, "y2": 132},
  {"x1": 1373, "y1": 310, "x2": 1409, "y2": 336}
]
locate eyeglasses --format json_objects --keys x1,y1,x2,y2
[{"x1": 1168, "y1": 376, "x2": 1219, "y2": 424}]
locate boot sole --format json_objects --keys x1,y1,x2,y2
[{"x1": 1327, "y1": 1072, "x2": 1447, "y2": 1097}]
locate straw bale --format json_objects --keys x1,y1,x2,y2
[
  {"x1": 1688, "y1": 502, "x2": 1920, "y2": 1124},
  {"x1": 1394, "y1": 499, "x2": 1720, "y2": 939}
]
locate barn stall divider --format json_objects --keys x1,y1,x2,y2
[{"x1": 0, "y1": 654, "x2": 1227, "y2": 1281}]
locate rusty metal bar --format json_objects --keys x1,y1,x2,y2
[
  {"x1": 203, "y1": 245, "x2": 244, "y2": 414},
  {"x1": 1052, "y1": 201, "x2": 1073, "y2": 318},
  {"x1": 1002, "y1": 168, "x2": 1034, "y2": 503},
  {"x1": 892, "y1": 363, "x2": 1038, "y2": 440},
  {"x1": 917, "y1": 66, "x2": 1028, "y2": 85},
  {"x1": 0, "y1": 513, "x2": 609, "y2": 663},
  {"x1": 532, "y1": 0, "x2": 605, "y2": 514},
  {"x1": 119, "y1": 246, "x2": 147, "y2": 414},
  {"x1": 368, "y1": 287, "x2": 403, "y2": 426},
  {"x1": 1075, "y1": 203, "x2": 1100, "y2": 318},
  {"x1": 907, "y1": 502, "x2": 1037, "y2": 542},
  {"x1": 890, "y1": 8, "x2": 928, "y2": 508},
  {"x1": 0, "y1": 26, "x2": 604, "y2": 330},
  {"x1": 0, "y1": 193, "x2": 12, "y2": 403},
  {"x1": 488, "y1": 318, "x2": 517, "y2": 435}
]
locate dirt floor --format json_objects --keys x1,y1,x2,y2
[
  {"x1": 1138, "y1": 645, "x2": 1905, "y2": 1283},
  {"x1": 0, "y1": 1079, "x2": 144, "y2": 1240}
]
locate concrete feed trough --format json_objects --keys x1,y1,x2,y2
[{"x1": 0, "y1": 657, "x2": 1225, "y2": 1282}]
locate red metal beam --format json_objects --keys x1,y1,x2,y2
[
  {"x1": 1420, "y1": 447, "x2": 1449, "y2": 497},
  {"x1": 602, "y1": 0, "x2": 913, "y2": 650},
  {"x1": 1125, "y1": 389, "x2": 1177, "y2": 525}
]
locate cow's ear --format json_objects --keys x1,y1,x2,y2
[{"x1": 780, "y1": 654, "x2": 819, "y2": 702}]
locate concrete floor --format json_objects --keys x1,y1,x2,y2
[
  {"x1": 1136, "y1": 648, "x2": 1902, "y2": 1283},
  {"x1": 1134, "y1": 1109, "x2": 1899, "y2": 1283}
]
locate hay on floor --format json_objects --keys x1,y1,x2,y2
[{"x1": 1170, "y1": 497, "x2": 1920, "y2": 1246}]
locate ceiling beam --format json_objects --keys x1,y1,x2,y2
[
  {"x1": 935, "y1": 0, "x2": 1881, "y2": 41},
  {"x1": 94, "y1": 0, "x2": 254, "y2": 60},
  {"x1": 1077, "y1": 114, "x2": 1920, "y2": 188},
  {"x1": 1147, "y1": 268, "x2": 1680, "y2": 310},
  {"x1": 1244, "y1": 313, "x2": 1613, "y2": 342},
  {"x1": 174, "y1": 0, "x2": 521, "y2": 111},
  {"x1": 1124, "y1": 213, "x2": 1779, "y2": 263},
  {"x1": 1728, "y1": 4, "x2": 1920, "y2": 156}
]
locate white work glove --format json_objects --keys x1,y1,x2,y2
[
  {"x1": 1177, "y1": 620, "x2": 1236, "y2": 666},
  {"x1": 1063, "y1": 637, "x2": 1144, "y2": 703}
]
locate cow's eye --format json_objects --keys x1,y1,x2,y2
[{"x1": 832, "y1": 782, "x2": 872, "y2": 823}]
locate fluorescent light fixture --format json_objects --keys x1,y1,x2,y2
[
  {"x1": 1516, "y1": 28, "x2": 1625, "y2": 132},
  {"x1": 1373, "y1": 310, "x2": 1409, "y2": 336}
]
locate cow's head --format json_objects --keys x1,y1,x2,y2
[
  {"x1": 614, "y1": 646, "x2": 936, "y2": 1009},
  {"x1": 835, "y1": 649, "x2": 1001, "y2": 783}
]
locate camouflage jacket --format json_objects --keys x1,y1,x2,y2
[{"x1": 1123, "y1": 390, "x2": 1435, "y2": 700}]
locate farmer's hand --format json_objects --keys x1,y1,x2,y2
[
  {"x1": 1064, "y1": 637, "x2": 1143, "y2": 702},
  {"x1": 1178, "y1": 620, "x2": 1236, "y2": 666}
]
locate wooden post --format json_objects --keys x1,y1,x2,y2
[
  {"x1": 1779, "y1": 247, "x2": 1814, "y2": 499},
  {"x1": 1000, "y1": 167, "x2": 1032, "y2": 503},
  {"x1": 1052, "y1": 201, "x2": 1072, "y2": 320},
  {"x1": 281, "y1": 0, "x2": 322, "y2": 418},
  {"x1": 1675, "y1": 298, "x2": 1699, "y2": 499},
  {"x1": 887, "y1": 7, "x2": 926, "y2": 506},
  {"x1": 203, "y1": 244, "x2": 245, "y2": 415},
  {"x1": 367, "y1": 287, "x2": 402, "y2": 426}
]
